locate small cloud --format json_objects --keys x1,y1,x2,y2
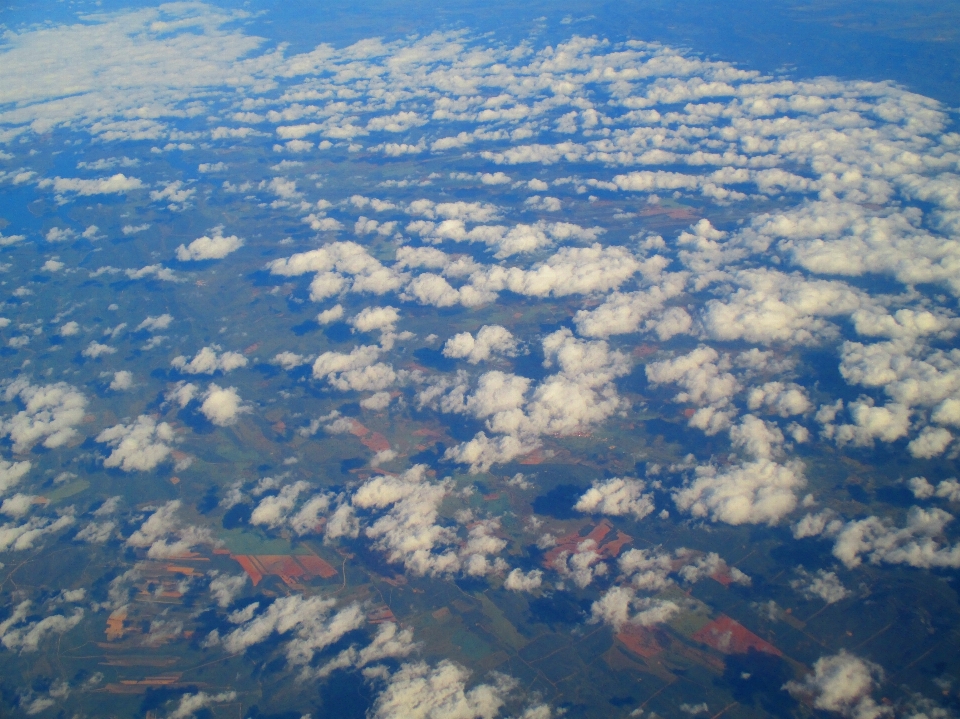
[{"x1": 176, "y1": 228, "x2": 243, "y2": 261}]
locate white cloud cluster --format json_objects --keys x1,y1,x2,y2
[
  {"x1": 171, "y1": 346, "x2": 248, "y2": 374},
  {"x1": 369, "y1": 660, "x2": 550, "y2": 719},
  {"x1": 574, "y1": 477, "x2": 655, "y2": 520},
  {"x1": 435, "y1": 329, "x2": 630, "y2": 472},
  {"x1": 200, "y1": 384, "x2": 250, "y2": 426},
  {"x1": 267, "y1": 241, "x2": 403, "y2": 299},
  {"x1": 0, "y1": 512, "x2": 76, "y2": 552},
  {"x1": 586, "y1": 547, "x2": 747, "y2": 631},
  {"x1": 311, "y1": 621, "x2": 417, "y2": 680},
  {"x1": 95, "y1": 415, "x2": 175, "y2": 471},
  {"x1": 312, "y1": 344, "x2": 397, "y2": 392},
  {"x1": 442, "y1": 325, "x2": 518, "y2": 364},
  {"x1": 126, "y1": 500, "x2": 215, "y2": 558},
  {"x1": 0, "y1": 600, "x2": 83, "y2": 653},
  {"x1": 829, "y1": 507, "x2": 960, "y2": 569},
  {"x1": 176, "y1": 229, "x2": 243, "y2": 261},
  {"x1": 212, "y1": 594, "x2": 365, "y2": 673},
  {"x1": 0, "y1": 459, "x2": 32, "y2": 496},
  {"x1": 908, "y1": 476, "x2": 960, "y2": 502},
  {"x1": 350, "y1": 466, "x2": 458, "y2": 576},
  {"x1": 168, "y1": 692, "x2": 238, "y2": 719},
  {"x1": 0, "y1": 379, "x2": 87, "y2": 453},
  {"x1": 784, "y1": 651, "x2": 889, "y2": 719},
  {"x1": 646, "y1": 346, "x2": 739, "y2": 434},
  {"x1": 673, "y1": 459, "x2": 806, "y2": 526},
  {"x1": 790, "y1": 568, "x2": 852, "y2": 605}
]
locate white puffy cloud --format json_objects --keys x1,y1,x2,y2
[
  {"x1": 827, "y1": 399, "x2": 911, "y2": 448},
  {"x1": 784, "y1": 651, "x2": 889, "y2": 719},
  {"x1": 351, "y1": 465, "x2": 459, "y2": 576},
  {"x1": 0, "y1": 600, "x2": 83, "y2": 653},
  {"x1": 0, "y1": 379, "x2": 87, "y2": 453},
  {"x1": 96, "y1": 415, "x2": 175, "y2": 471},
  {"x1": 589, "y1": 586, "x2": 680, "y2": 631},
  {"x1": 166, "y1": 380, "x2": 199, "y2": 408},
  {"x1": 312, "y1": 345, "x2": 397, "y2": 392},
  {"x1": 350, "y1": 306, "x2": 400, "y2": 333},
  {"x1": 200, "y1": 384, "x2": 250, "y2": 426},
  {"x1": 267, "y1": 242, "x2": 403, "y2": 297},
  {"x1": 250, "y1": 480, "x2": 310, "y2": 529},
  {"x1": 172, "y1": 346, "x2": 248, "y2": 374},
  {"x1": 746, "y1": 382, "x2": 811, "y2": 417},
  {"x1": 436, "y1": 329, "x2": 630, "y2": 472},
  {"x1": 673, "y1": 459, "x2": 806, "y2": 526},
  {"x1": 0, "y1": 513, "x2": 76, "y2": 552},
  {"x1": 831, "y1": 506, "x2": 960, "y2": 569},
  {"x1": 701, "y1": 269, "x2": 864, "y2": 346},
  {"x1": 39, "y1": 174, "x2": 143, "y2": 197},
  {"x1": 109, "y1": 370, "x2": 133, "y2": 391},
  {"x1": 908, "y1": 476, "x2": 960, "y2": 502},
  {"x1": 317, "y1": 305, "x2": 345, "y2": 325},
  {"x1": 361, "y1": 392, "x2": 392, "y2": 411},
  {"x1": 176, "y1": 230, "x2": 243, "y2": 261},
  {"x1": 82, "y1": 341, "x2": 116, "y2": 358},
  {"x1": 908, "y1": 426, "x2": 953, "y2": 458},
  {"x1": 790, "y1": 568, "x2": 851, "y2": 605},
  {"x1": 272, "y1": 351, "x2": 311, "y2": 370},
  {"x1": 0, "y1": 459, "x2": 32, "y2": 495},
  {"x1": 574, "y1": 477, "x2": 655, "y2": 520},
  {"x1": 443, "y1": 432, "x2": 538, "y2": 474},
  {"x1": 168, "y1": 692, "x2": 238, "y2": 719},
  {"x1": 136, "y1": 314, "x2": 173, "y2": 332},
  {"x1": 209, "y1": 573, "x2": 248, "y2": 608},
  {"x1": 58, "y1": 321, "x2": 80, "y2": 337},
  {"x1": 126, "y1": 499, "x2": 215, "y2": 558},
  {"x1": 369, "y1": 660, "x2": 539, "y2": 719},
  {"x1": 442, "y1": 325, "x2": 517, "y2": 364},
  {"x1": 311, "y1": 621, "x2": 417, "y2": 680},
  {"x1": 217, "y1": 594, "x2": 365, "y2": 670},
  {"x1": 503, "y1": 568, "x2": 543, "y2": 592}
]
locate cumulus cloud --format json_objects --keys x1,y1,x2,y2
[
  {"x1": 830, "y1": 506, "x2": 960, "y2": 569},
  {"x1": 109, "y1": 370, "x2": 133, "y2": 391},
  {"x1": 250, "y1": 480, "x2": 310, "y2": 529},
  {"x1": 82, "y1": 341, "x2": 117, "y2": 358},
  {"x1": 0, "y1": 379, "x2": 87, "y2": 453},
  {"x1": 574, "y1": 477, "x2": 655, "y2": 520},
  {"x1": 369, "y1": 660, "x2": 543, "y2": 719},
  {"x1": 126, "y1": 499, "x2": 215, "y2": 558},
  {"x1": 442, "y1": 325, "x2": 518, "y2": 364},
  {"x1": 95, "y1": 415, "x2": 174, "y2": 471},
  {"x1": 172, "y1": 346, "x2": 248, "y2": 374},
  {"x1": 216, "y1": 594, "x2": 365, "y2": 671},
  {"x1": 168, "y1": 692, "x2": 237, "y2": 719},
  {"x1": 589, "y1": 586, "x2": 680, "y2": 631},
  {"x1": 350, "y1": 306, "x2": 400, "y2": 333},
  {"x1": 39, "y1": 174, "x2": 143, "y2": 196},
  {"x1": 673, "y1": 459, "x2": 806, "y2": 526},
  {"x1": 0, "y1": 513, "x2": 76, "y2": 552},
  {"x1": 503, "y1": 568, "x2": 543, "y2": 592},
  {"x1": 176, "y1": 229, "x2": 243, "y2": 261},
  {"x1": 0, "y1": 600, "x2": 83, "y2": 653},
  {"x1": 0, "y1": 459, "x2": 32, "y2": 495},
  {"x1": 312, "y1": 345, "x2": 396, "y2": 392},
  {"x1": 200, "y1": 384, "x2": 249, "y2": 426},
  {"x1": 311, "y1": 621, "x2": 417, "y2": 680},
  {"x1": 208, "y1": 573, "x2": 248, "y2": 608},
  {"x1": 790, "y1": 568, "x2": 852, "y2": 604},
  {"x1": 784, "y1": 651, "x2": 889, "y2": 719}
]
